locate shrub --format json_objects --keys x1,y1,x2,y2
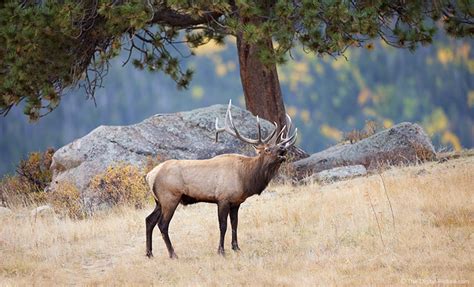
[
  {"x1": 0, "y1": 175, "x2": 47, "y2": 208},
  {"x1": 16, "y1": 148, "x2": 55, "y2": 192},
  {"x1": 90, "y1": 164, "x2": 149, "y2": 208},
  {"x1": 0, "y1": 148, "x2": 55, "y2": 208},
  {"x1": 343, "y1": 120, "x2": 381, "y2": 144},
  {"x1": 47, "y1": 181, "x2": 84, "y2": 219},
  {"x1": 275, "y1": 153, "x2": 298, "y2": 184},
  {"x1": 411, "y1": 141, "x2": 436, "y2": 162}
]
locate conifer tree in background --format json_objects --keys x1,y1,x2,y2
[{"x1": 0, "y1": 1, "x2": 472, "y2": 127}]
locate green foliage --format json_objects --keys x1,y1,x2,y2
[
  {"x1": 0, "y1": 2, "x2": 78, "y2": 120},
  {"x1": 0, "y1": 1, "x2": 206, "y2": 119},
  {"x1": 1, "y1": 1, "x2": 472, "y2": 120}
]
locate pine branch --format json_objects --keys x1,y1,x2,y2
[{"x1": 150, "y1": 7, "x2": 223, "y2": 28}]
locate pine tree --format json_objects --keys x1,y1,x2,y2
[{"x1": 1, "y1": 0, "x2": 472, "y2": 126}]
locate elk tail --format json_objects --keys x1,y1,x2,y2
[
  {"x1": 151, "y1": 183, "x2": 160, "y2": 204},
  {"x1": 145, "y1": 172, "x2": 160, "y2": 203}
]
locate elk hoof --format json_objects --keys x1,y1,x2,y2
[
  {"x1": 146, "y1": 250, "x2": 154, "y2": 258},
  {"x1": 232, "y1": 245, "x2": 241, "y2": 252},
  {"x1": 169, "y1": 252, "x2": 178, "y2": 259},
  {"x1": 218, "y1": 247, "x2": 226, "y2": 256}
]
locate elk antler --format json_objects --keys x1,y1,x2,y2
[
  {"x1": 276, "y1": 114, "x2": 298, "y2": 148},
  {"x1": 215, "y1": 100, "x2": 278, "y2": 145}
]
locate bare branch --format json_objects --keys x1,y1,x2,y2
[{"x1": 150, "y1": 7, "x2": 223, "y2": 28}]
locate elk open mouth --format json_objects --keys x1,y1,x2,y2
[{"x1": 277, "y1": 150, "x2": 287, "y2": 162}]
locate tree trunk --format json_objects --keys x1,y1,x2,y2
[{"x1": 236, "y1": 32, "x2": 287, "y2": 129}]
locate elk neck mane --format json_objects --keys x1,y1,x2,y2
[{"x1": 242, "y1": 155, "x2": 281, "y2": 196}]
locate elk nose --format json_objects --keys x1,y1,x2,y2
[{"x1": 278, "y1": 146, "x2": 286, "y2": 154}]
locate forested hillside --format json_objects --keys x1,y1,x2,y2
[{"x1": 0, "y1": 32, "x2": 472, "y2": 176}]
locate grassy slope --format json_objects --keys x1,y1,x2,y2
[{"x1": 0, "y1": 156, "x2": 473, "y2": 285}]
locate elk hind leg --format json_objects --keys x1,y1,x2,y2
[
  {"x1": 158, "y1": 196, "x2": 180, "y2": 259},
  {"x1": 145, "y1": 201, "x2": 161, "y2": 258}
]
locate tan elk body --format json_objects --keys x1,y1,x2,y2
[{"x1": 145, "y1": 101, "x2": 297, "y2": 258}]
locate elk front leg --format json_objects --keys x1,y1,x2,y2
[
  {"x1": 217, "y1": 202, "x2": 230, "y2": 256},
  {"x1": 230, "y1": 204, "x2": 241, "y2": 251}
]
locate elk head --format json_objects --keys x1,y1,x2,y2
[{"x1": 215, "y1": 100, "x2": 298, "y2": 167}]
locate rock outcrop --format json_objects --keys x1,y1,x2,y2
[
  {"x1": 307, "y1": 165, "x2": 368, "y2": 184},
  {"x1": 292, "y1": 122, "x2": 435, "y2": 180}
]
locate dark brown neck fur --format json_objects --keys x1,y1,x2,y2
[{"x1": 242, "y1": 156, "x2": 281, "y2": 198}]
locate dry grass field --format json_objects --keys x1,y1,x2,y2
[{"x1": 1, "y1": 155, "x2": 473, "y2": 286}]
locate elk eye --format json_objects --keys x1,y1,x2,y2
[{"x1": 264, "y1": 148, "x2": 270, "y2": 153}]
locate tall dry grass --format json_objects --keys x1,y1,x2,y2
[{"x1": 0, "y1": 156, "x2": 473, "y2": 285}]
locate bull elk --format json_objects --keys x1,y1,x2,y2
[{"x1": 145, "y1": 101, "x2": 297, "y2": 258}]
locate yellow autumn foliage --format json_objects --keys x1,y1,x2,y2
[
  {"x1": 289, "y1": 62, "x2": 312, "y2": 92},
  {"x1": 48, "y1": 181, "x2": 84, "y2": 219},
  {"x1": 456, "y1": 43, "x2": 471, "y2": 62},
  {"x1": 300, "y1": 109, "x2": 311, "y2": 124},
  {"x1": 0, "y1": 175, "x2": 47, "y2": 207},
  {"x1": 442, "y1": 131, "x2": 462, "y2": 151},
  {"x1": 362, "y1": 107, "x2": 377, "y2": 117},
  {"x1": 286, "y1": 106, "x2": 297, "y2": 118},
  {"x1": 90, "y1": 164, "x2": 149, "y2": 208},
  {"x1": 467, "y1": 60, "x2": 474, "y2": 74},
  {"x1": 331, "y1": 58, "x2": 350, "y2": 70},
  {"x1": 215, "y1": 64, "x2": 227, "y2": 77},
  {"x1": 467, "y1": 90, "x2": 474, "y2": 108},
  {"x1": 437, "y1": 48, "x2": 454, "y2": 65},
  {"x1": 351, "y1": 67, "x2": 366, "y2": 89},
  {"x1": 227, "y1": 61, "x2": 237, "y2": 71},
  {"x1": 0, "y1": 149, "x2": 54, "y2": 207},
  {"x1": 192, "y1": 40, "x2": 225, "y2": 56},
  {"x1": 208, "y1": 56, "x2": 236, "y2": 78},
  {"x1": 424, "y1": 108, "x2": 449, "y2": 135},
  {"x1": 436, "y1": 44, "x2": 472, "y2": 66},
  {"x1": 358, "y1": 88, "x2": 371, "y2": 105},
  {"x1": 320, "y1": 124, "x2": 343, "y2": 141},
  {"x1": 426, "y1": 57, "x2": 434, "y2": 65},
  {"x1": 191, "y1": 86, "x2": 204, "y2": 100},
  {"x1": 383, "y1": 119, "x2": 394, "y2": 129},
  {"x1": 314, "y1": 63, "x2": 325, "y2": 75}
]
